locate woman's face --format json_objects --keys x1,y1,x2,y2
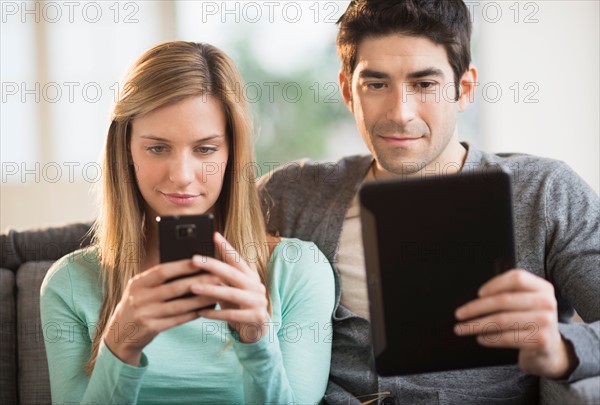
[{"x1": 129, "y1": 95, "x2": 229, "y2": 219}]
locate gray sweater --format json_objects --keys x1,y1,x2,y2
[{"x1": 258, "y1": 145, "x2": 600, "y2": 404}]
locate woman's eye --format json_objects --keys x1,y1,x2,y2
[
  {"x1": 146, "y1": 145, "x2": 167, "y2": 154},
  {"x1": 196, "y1": 146, "x2": 217, "y2": 154}
]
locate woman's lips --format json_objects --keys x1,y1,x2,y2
[{"x1": 161, "y1": 192, "x2": 200, "y2": 206}]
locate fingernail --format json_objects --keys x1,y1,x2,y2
[
  {"x1": 454, "y1": 324, "x2": 463, "y2": 335},
  {"x1": 455, "y1": 307, "x2": 465, "y2": 319},
  {"x1": 193, "y1": 255, "x2": 207, "y2": 264}
]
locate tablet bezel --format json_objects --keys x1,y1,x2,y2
[{"x1": 359, "y1": 169, "x2": 519, "y2": 376}]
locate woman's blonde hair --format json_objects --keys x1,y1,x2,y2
[{"x1": 87, "y1": 41, "x2": 270, "y2": 373}]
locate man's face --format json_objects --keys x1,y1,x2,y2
[{"x1": 340, "y1": 34, "x2": 476, "y2": 177}]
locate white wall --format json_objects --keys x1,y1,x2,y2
[
  {"x1": 475, "y1": 0, "x2": 599, "y2": 193},
  {"x1": 1, "y1": 182, "x2": 98, "y2": 230},
  {"x1": 1, "y1": 0, "x2": 598, "y2": 231},
  {"x1": 1, "y1": 1, "x2": 176, "y2": 231}
]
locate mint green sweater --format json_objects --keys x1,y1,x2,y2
[{"x1": 40, "y1": 238, "x2": 335, "y2": 404}]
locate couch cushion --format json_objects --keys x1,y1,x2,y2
[
  {"x1": 17, "y1": 262, "x2": 54, "y2": 405},
  {"x1": 1, "y1": 223, "x2": 92, "y2": 271},
  {"x1": 0, "y1": 268, "x2": 17, "y2": 404}
]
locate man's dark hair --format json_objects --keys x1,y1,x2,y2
[{"x1": 337, "y1": 0, "x2": 472, "y2": 95}]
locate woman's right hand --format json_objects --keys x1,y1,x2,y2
[{"x1": 103, "y1": 259, "x2": 221, "y2": 366}]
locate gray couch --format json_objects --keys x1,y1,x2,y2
[{"x1": 0, "y1": 224, "x2": 598, "y2": 404}]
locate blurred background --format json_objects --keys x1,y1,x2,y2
[{"x1": 1, "y1": 0, "x2": 598, "y2": 230}]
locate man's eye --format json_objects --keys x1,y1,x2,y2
[
  {"x1": 366, "y1": 82, "x2": 386, "y2": 90},
  {"x1": 416, "y1": 82, "x2": 436, "y2": 90}
]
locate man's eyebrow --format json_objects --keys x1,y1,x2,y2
[
  {"x1": 139, "y1": 134, "x2": 224, "y2": 142},
  {"x1": 358, "y1": 68, "x2": 445, "y2": 80},
  {"x1": 406, "y1": 68, "x2": 445, "y2": 80},
  {"x1": 358, "y1": 69, "x2": 391, "y2": 79}
]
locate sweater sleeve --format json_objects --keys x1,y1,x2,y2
[
  {"x1": 40, "y1": 255, "x2": 148, "y2": 403},
  {"x1": 230, "y1": 240, "x2": 336, "y2": 404},
  {"x1": 543, "y1": 163, "x2": 600, "y2": 382}
]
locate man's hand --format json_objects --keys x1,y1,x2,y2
[{"x1": 454, "y1": 269, "x2": 578, "y2": 379}]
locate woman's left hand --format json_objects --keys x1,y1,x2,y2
[{"x1": 190, "y1": 232, "x2": 269, "y2": 343}]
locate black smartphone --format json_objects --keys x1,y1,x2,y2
[
  {"x1": 157, "y1": 214, "x2": 214, "y2": 263},
  {"x1": 157, "y1": 214, "x2": 215, "y2": 301}
]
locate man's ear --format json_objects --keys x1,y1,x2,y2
[
  {"x1": 458, "y1": 65, "x2": 478, "y2": 112},
  {"x1": 339, "y1": 70, "x2": 354, "y2": 113}
]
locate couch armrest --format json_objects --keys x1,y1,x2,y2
[{"x1": 540, "y1": 376, "x2": 600, "y2": 405}]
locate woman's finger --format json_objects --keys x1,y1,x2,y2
[
  {"x1": 153, "y1": 271, "x2": 222, "y2": 302},
  {"x1": 136, "y1": 259, "x2": 208, "y2": 287},
  {"x1": 143, "y1": 295, "x2": 218, "y2": 318},
  {"x1": 192, "y1": 255, "x2": 252, "y2": 290},
  {"x1": 213, "y1": 232, "x2": 253, "y2": 275},
  {"x1": 190, "y1": 283, "x2": 265, "y2": 308},
  {"x1": 197, "y1": 308, "x2": 268, "y2": 326},
  {"x1": 148, "y1": 311, "x2": 202, "y2": 334}
]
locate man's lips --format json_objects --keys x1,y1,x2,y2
[
  {"x1": 379, "y1": 135, "x2": 423, "y2": 145},
  {"x1": 161, "y1": 192, "x2": 201, "y2": 206}
]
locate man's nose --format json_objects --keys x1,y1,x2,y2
[{"x1": 386, "y1": 84, "x2": 417, "y2": 124}]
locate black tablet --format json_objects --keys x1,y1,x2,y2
[{"x1": 359, "y1": 169, "x2": 519, "y2": 376}]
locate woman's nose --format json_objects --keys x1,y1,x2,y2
[{"x1": 168, "y1": 154, "x2": 194, "y2": 186}]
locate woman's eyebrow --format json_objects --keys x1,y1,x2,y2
[{"x1": 139, "y1": 134, "x2": 225, "y2": 142}]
